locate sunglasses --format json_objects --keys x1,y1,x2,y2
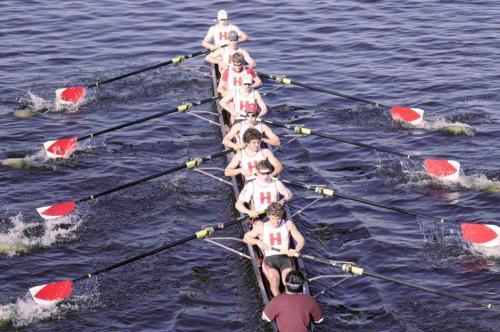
[
  {"x1": 247, "y1": 113, "x2": 258, "y2": 117},
  {"x1": 233, "y1": 63, "x2": 243, "y2": 67},
  {"x1": 259, "y1": 171, "x2": 272, "y2": 175}
]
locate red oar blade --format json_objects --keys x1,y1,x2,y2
[
  {"x1": 29, "y1": 280, "x2": 73, "y2": 306},
  {"x1": 391, "y1": 106, "x2": 424, "y2": 125},
  {"x1": 55, "y1": 86, "x2": 86, "y2": 105},
  {"x1": 424, "y1": 159, "x2": 460, "y2": 181},
  {"x1": 461, "y1": 223, "x2": 500, "y2": 247},
  {"x1": 43, "y1": 138, "x2": 78, "y2": 159},
  {"x1": 36, "y1": 201, "x2": 76, "y2": 220}
]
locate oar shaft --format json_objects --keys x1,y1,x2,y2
[
  {"x1": 258, "y1": 72, "x2": 389, "y2": 108},
  {"x1": 87, "y1": 49, "x2": 210, "y2": 88},
  {"x1": 261, "y1": 119, "x2": 409, "y2": 158},
  {"x1": 73, "y1": 219, "x2": 240, "y2": 282},
  {"x1": 77, "y1": 96, "x2": 218, "y2": 141},
  {"x1": 77, "y1": 149, "x2": 232, "y2": 203}
]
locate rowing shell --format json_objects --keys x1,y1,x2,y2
[{"x1": 210, "y1": 65, "x2": 311, "y2": 331}]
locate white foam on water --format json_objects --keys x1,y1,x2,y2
[
  {"x1": 458, "y1": 173, "x2": 500, "y2": 192},
  {"x1": 0, "y1": 213, "x2": 82, "y2": 257},
  {"x1": 25, "y1": 91, "x2": 52, "y2": 112},
  {"x1": 416, "y1": 117, "x2": 475, "y2": 136},
  {"x1": 19, "y1": 90, "x2": 88, "y2": 114}
]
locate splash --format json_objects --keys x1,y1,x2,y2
[
  {"x1": 458, "y1": 173, "x2": 500, "y2": 192},
  {"x1": 0, "y1": 213, "x2": 82, "y2": 257},
  {"x1": 409, "y1": 117, "x2": 475, "y2": 136},
  {"x1": 16, "y1": 90, "x2": 87, "y2": 114}
]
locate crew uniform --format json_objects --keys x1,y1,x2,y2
[
  {"x1": 239, "y1": 147, "x2": 267, "y2": 180},
  {"x1": 220, "y1": 65, "x2": 258, "y2": 95},
  {"x1": 204, "y1": 10, "x2": 244, "y2": 47},
  {"x1": 262, "y1": 219, "x2": 293, "y2": 276},
  {"x1": 238, "y1": 177, "x2": 291, "y2": 212}
]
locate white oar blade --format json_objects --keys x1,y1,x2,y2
[
  {"x1": 55, "y1": 86, "x2": 86, "y2": 105},
  {"x1": 36, "y1": 201, "x2": 76, "y2": 220},
  {"x1": 391, "y1": 106, "x2": 424, "y2": 125},
  {"x1": 43, "y1": 138, "x2": 78, "y2": 159},
  {"x1": 29, "y1": 280, "x2": 73, "y2": 306},
  {"x1": 424, "y1": 159, "x2": 460, "y2": 181},
  {"x1": 461, "y1": 223, "x2": 500, "y2": 247}
]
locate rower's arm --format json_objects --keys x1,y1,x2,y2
[
  {"x1": 243, "y1": 222, "x2": 266, "y2": 249},
  {"x1": 235, "y1": 199, "x2": 255, "y2": 217},
  {"x1": 287, "y1": 220, "x2": 305, "y2": 253},
  {"x1": 262, "y1": 124, "x2": 280, "y2": 146},
  {"x1": 276, "y1": 180, "x2": 293, "y2": 203},
  {"x1": 219, "y1": 93, "x2": 236, "y2": 115},
  {"x1": 222, "y1": 124, "x2": 240, "y2": 149},
  {"x1": 205, "y1": 52, "x2": 222, "y2": 66},
  {"x1": 202, "y1": 27, "x2": 215, "y2": 49},
  {"x1": 252, "y1": 74, "x2": 263, "y2": 89},
  {"x1": 239, "y1": 31, "x2": 248, "y2": 44},
  {"x1": 242, "y1": 49, "x2": 256, "y2": 68},
  {"x1": 265, "y1": 149, "x2": 283, "y2": 177},
  {"x1": 224, "y1": 153, "x2": 243, "y2": 177},
  {"x1": 255, "y1": 91, "x2": 268, "y2": 117},
  {"x1": 217, "y1": 70, "x2": 229, "y2": 95}
]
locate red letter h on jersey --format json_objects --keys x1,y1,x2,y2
[
  {"x1": 247, "y1": 161, "x2": 258, "y2": 175},
  {"x1": 233, "y1": 77, "x2": 243, "y2": 86},
  {"x1": 260, "y1": 192, "x2": 271, "y2": 204},
  {"x1": 219, "y1": 31, "x2": 228, "y2": 41},
  {"x1": 269, "y1": 232, "x2": 282, "y2": 246}
]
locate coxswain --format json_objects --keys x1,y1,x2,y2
[
  {"x1": 220, "y1": 74, "x2": 267, "y2": 124},
  {"x1": 205, "y1": 30, "x2": 255, "y2": 73},
  {"x1": 262, "y1": 270, "x2": 324, "y2": 332},
  {"x1": 243, "y1": 202, "x2": 305, "y2": 296},
  {"x1": 222, "y1": 101, "x2": 278, "y2": 150},
  {"x1": 224, "y1": 127, "x2": 282, "y2": 180},
  {"x1": 202, "y1": 10, "x2": 248, "y2": 50},
  {"x1": 217, "y1": 53, "x2": 262, "y2": 96},
  {"x1": 236, "y1": 160, "x2": 292, "y2": 219}
]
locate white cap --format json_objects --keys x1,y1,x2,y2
[
  {"x1": 218, "y1": 10, "x2": 228, "y2": 20},
  {"x1": 243, "y1": 74, "x2": 253, "y2": 85}
]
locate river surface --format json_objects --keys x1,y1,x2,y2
[{"x1": 0, "y1": 0, "x2": 499, "y2": 331}]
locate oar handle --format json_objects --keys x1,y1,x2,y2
[
  {"x1": 257, "y1": 72, "x2": 389, "y2": 108},
  {"x1": 77, "y1": 95, "x2": 219, "y2": 141},
  {"x1": 77, "y1": 149, "x2": 233, "y2": 203},
  {"x1": 87, "y1": 49, "x2": 211, "y2": 88},
  {"x1": 73, "y1": 218, "x2": 241, "y2": 282}
]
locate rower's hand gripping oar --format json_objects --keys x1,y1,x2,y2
[
  {"x1": 29, "y1": 220, "x2": 240, "y2": 306},
  {"x1": 257, "y1": 72, "x2": 424, "y2": 125},
  {"x1": 36, "y1": 148, "x2": 234, "y2": 219},
  {"x1": 259, "y1": 118, "x2": 460, "y2": 181},
  {"x1": 55, "y1": 47, "x2": 223, "y2": 105},
  {"x1": 43, "y1": 96, "x2": 220, "y2": 158},
  {"x1": 281, "y1": 179, "x2": 500, "y2": 248},
  {"x1": 272, "y1": 248, "x2": 498, "y2": 312}
]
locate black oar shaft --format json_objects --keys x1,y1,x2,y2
[
  {"x1": 281, "y1": 179, "x2": 445, "y2": 223},
  {"x1": 261, "y1": 119, "x2": 409, "y2": 159},
  {"x1": 87, "y1": 49, "x2": 210, "y2": 88},
  {"x1": 77, "y1": 96, "x2": 218, "y2": 141},
  {"x1": 73, "y1": 219, "x2": 240, "y2": 282},
  {"x1": 76, "y1": 149, "x2": 233, "y2": 203},
  {"x1": 258, "y1": 72, "x2": 389, "y2": 108}
]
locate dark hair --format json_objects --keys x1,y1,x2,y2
[
  {"x1": 266, "y1": 202, "x2": 284, "y2": 217},
  {"x1": 257, "y1": 159, "x2": 274, "y2": 172},
  {"x1": 242, "y1": 127, "x2": 262, "y2": 144},
  {"x1": 285, "y1": 270, "x2": 304, "y2": 293}
]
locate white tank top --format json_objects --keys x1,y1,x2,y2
[
  {"x1": 221, "y1": 47, "x2": 242, "y2": 67},
  {"x1": 212, "y1": 24, "x2": 239, "y2": 46},
  {"x1": 248, "y1": 178, "x2": 279, "y2": 212},
  {"x1": 263, "y1": 220, "x2": 289, "y2": 257},
  {"x1": 227, "y1": 65, "x2": 250, "y2": 95},
  {"x1": 240, "y1": 147, "x2": 266, "y2": 179},
  {"x1": 234, "y1": 89, "x2": 257, "y2": 117},
  {"x1": 238, "y1": 122, "x2": 263, "y2": 145}
]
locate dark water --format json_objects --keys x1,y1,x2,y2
[{"x1": 1, "y1": 0, "x2": 499, "y2": 331}]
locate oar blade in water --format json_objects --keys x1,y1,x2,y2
[
  {"x1": 36, "y1": 201, "x2": 76, "y2": 220},
  {"x1": 461, "y1": 223, "x2": 500, "y2": 247},
  {"x1": 391, "y1": 106, "x2": 424, "y2": 125},
  {"x1": 29, "y1": 280, "x2": 73, "y2": 306},
  {"x1": 55, "y1": 86, "x2": 86, "y2": 105},
  {"x1": 43, "y1": 137, "x2": 78, "y2": 159},
  {"x1": 423, "y1": 159, "x2": 460, "y2": 181}
]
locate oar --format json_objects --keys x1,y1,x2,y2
[
  {"x1": 281, "y1": 179, "x2": 500, "y2": 248},
  {"x1": 55, "y1": 48, "x2": 217, "y2": 105},
  {"x1": 257, "y1": 72, "x2": 425, "y2": 125},
  {"x1": 36, "y1": 149, "x2": 234, "y2": 220},
  {"x1": 29, "y1": 219, "x2": 241, "y2": 306},
  {"x1": 260, "y1": 118, "x2": 460, "y2": 181},
  {"x1": 274, "y1": 249, "x2": 498, "y2": 312},
  {"x1": 43, "y1": 96, "x2": 219, "y2": 158}
]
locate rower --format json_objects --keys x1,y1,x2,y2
[
  {"x1": 217, "y1": 53, "x2": 262, "y2": 96},
  {"x1": 262, "y1": 270, "x2": 324, "y2": 332},
  {"x1": 205, "y1": 30, "x2": 256, "y2": 73},
  {"x1": 236, "y1": 160, "x2": 292, "y2": 219},
  {"x1": 220, "y1": 73, "x2": 268, "y2": 124},
  {"x1": 225, "y1": 127, "x2": 282, "y2": 180},
  {"x1": 243, "y1": 202, "x2": 305, "y2": 296},
  {"x1": 222, "y1": 101, "x2": 278, "y2": 150},
  {"x1": 202, "y1": 10, "x2": 248, "y2": 50}
]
